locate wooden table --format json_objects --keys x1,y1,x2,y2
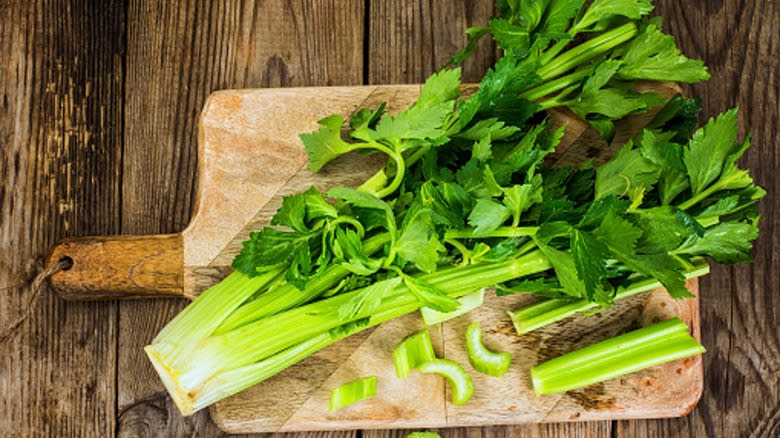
[{"x1": 1, "y1": 1, "x2": 777, "y2": 437}]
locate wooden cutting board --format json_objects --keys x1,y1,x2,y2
[{"x1": 45, "y1": 83, "x2": 702, "y2": 433}]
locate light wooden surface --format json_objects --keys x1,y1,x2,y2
[{"x1": 0, "y1": 1, "x2": 777, "y2": 437}]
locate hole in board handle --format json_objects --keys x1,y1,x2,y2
[{"x1": 59, "y1": 256, "x2": 74, "y2": 271}]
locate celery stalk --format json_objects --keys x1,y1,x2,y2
[
  {"x1": 214, "y1": 232, "x2": 391, "y2": 334},
  {"x1": 531, "y1": 318, "x2": 705, "y2": 395},
  {"x1": 510, "y1": 261, "x2": 710, "y2": 334},
  {"x1": 160, "y1": 300, "x2": 420, "y2": 414},
  {"x1": 146, "y1": 250, "x2": 550, "y2": 415},
  {"x1": 537, "y1": 23, "x2": 638, "y2": 80},
  {"x1": 150, "y1": 269, "x2": 283, "y2": 366}
]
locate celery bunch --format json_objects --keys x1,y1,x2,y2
[{"x1": 145, "y1": 0, "x2": 763, "y2": 415}]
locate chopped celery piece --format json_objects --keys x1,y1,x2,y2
[
  {"x1": 329, "y1": 376, "x2": 377, "y2": 411},
  {"x1": 420, "y1": 289, "x2": 485, "y2": 325},
  {"x1": 407, "y1": 433, "x2": 441, "y2": 438},
  {"x1": 418, "y1": 358, "x2": 474, "y2": 405},
  {"x1": 465, "y1": 322, "x2": 511, "y2": 376},
  {"x1": 531, "y1": 318, "x2": 705, "y2": 395},
  {"x1": 393, "y1": 329, "x2": 436, "y2": 378}
]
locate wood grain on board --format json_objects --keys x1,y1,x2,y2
[{"x1": 1, "y1": 0, "x2": 777, "y2": 437}]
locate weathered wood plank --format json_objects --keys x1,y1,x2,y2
[
  {"x1": 0, "y1": 0, "x2": 124, "y2": 436},
  {"x1": 367, "y1": 0, "x2": 496, "y2": 84},
  {"x1": 617, "y1": 1, "x2": 780, "y2": 437},
  {"x1": 118, "y1": 0, "x2": 365, "y2": 436}
]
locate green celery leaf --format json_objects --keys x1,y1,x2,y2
[
  {"x1": 334, "y1": 228, "x2": 383, "y2": 275},
  {"x1": 316, "y1": 230, "x2": 333, "y2": 268},
  {"x1": 420, "y1": 181, "x2": 474, "y2": 228},
  {"x1": 539, "y1": 0, "x2": 584, "y2": 38},
  {"x1": 617, "y1": 22, "x2": 710, "y2": 83},
  {"x1": 373, "y1": 102, "x2": 453, "y2": 143},
  {"x1": 635, "y1": 206, "x2": 702, "y2": 252},
  {"x1": 446, "y1": 26, "x2": 490, "y2": 66},
  {"x1": 697, "y1": 195, "x2": 740, "y2": 219},
  {"x1": 537, "y1": 198, "x2": 579, "y2": 224},
  {"x1": 521, "y1": 0, "x2": 550, "y2": 30},
  {"x1": 535, "y1": 222, "x2": 583, "y2": 298},
  {"x1": 328, "y1": 187, "x2": 398, "y2": 242},
  {"x1": 338, "y1": 277, "x2": 403, "y2": 320},
  {"x1": 637, "y1": 129, "x2": 689, "y2": 205},
  {"x1": 402, "y1": 274, "x2": 460, "y2": 313},
  {"x1": 537, "y1": 244, "x2": 584, "y2": 298},
  {"x1": 232, "y1": 228, "x2": 315, "y2": 276},
  {"x1": 565, "y1": 166, "x2": 596, "y2": 204},
  {"x1": 301, "y1": 115, "x2": 354, "y2": 172},
  {"x1": 349, "y1": 103, "x2": 386, "y2": 132},
  {"x1": 303, "y1": 187, "x2": 339, "y2": 222},
  {"x1": 683, "y1": 108, "x2": 740, "y2": 196},
  {"x1": 583, "y1": 59, "x2": 623, "y2": 92},
  {"x1": 503, "y1": 176, "x2": 543, "y2": 225},
  {"x1": 456, "y1": 159, "x2": 496, "y2": 198},
  {"x1": 416, "y1": 68, "x2": 462, "y2": 109},
  {"x1": 286, "y1": 243, "x2": 313, "y2": 289},
  {"x1": 579, "y1": 195, "x2": 631, "y2": 229},
  {"x1": 369, "y1": 69, "x2": 460, "y2": 144},
  {"x1": 593, "y1": 210, "x2": 642, "y2": 256},
  {"x1": 468, "y1": 198, "x2": 512, "y2": 236},
  {"x1": 456, "y1": 118, "x2": 521, "y2": 141},
  {"x1": 483, "y1": 165, "x2": 505, "y2": 197},
  {"x1": 479, "y1": 237, "x2": 529, "y2": 262},
  {"x1": 674, "y1": 209, "x2": 707, "y2": 237},
  {"x1": 587, "y1": 208, "x2": 692, "y2": 298},
  {"x1": 500, "y1": 122, "x2": 550, "y2": 173},
  {"x1": 567, "y1": 88, "x2": 665, "y2": 123},
  {"x1": 536, "y1": 221, "x2": 573, "y2": 244},
  {"x1": 538, "y1": 166, "x2": 572, "y2": 198},
  {"x1": 397, "y1": 204, "x2": 443, "y2": 273},
  {"x1": 459, "y1": 56, "x2": 541, "y2": 126},
  {"x1": 595, "y1": 141, "x2": 661, "y2": 199},
  {"x1": 621, "y1": 253, "x2": 691, "y2": 298},
  {"x1": 646, "y1": 94, "x2": 702, "y2": 143},
  {"x1": 490, "y1": 17, "x2": 530, "y2": 53},
  {"x1": 272, "y1": 192, "x2": 308, "y2": 232},
  {"x1": 472, "y1": 135, "x2": 493, "y2": 161},
  {"x1": 440, "y1": 182, "x2": 475, "y2": 219},
  {"x1": 571, "y1": 229, "x2": 610, "y2": 300},
  {"x1": 588, "y1": 119, "x2": 616, "y2": 143},
  {"x1": 675, "y1": 221, "x2": 759, "y2": 264},
  {"x1": 573, "y1": 0, "x2": 653, "y2": 33}
]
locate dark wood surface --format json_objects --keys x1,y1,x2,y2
[{"x1": 0, "y1": 1, "x2": 777, "y2": 437}]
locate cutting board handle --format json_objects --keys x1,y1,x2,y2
[{"x1": 45, "y1": 234, "x2": 186, "y2": 301}]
